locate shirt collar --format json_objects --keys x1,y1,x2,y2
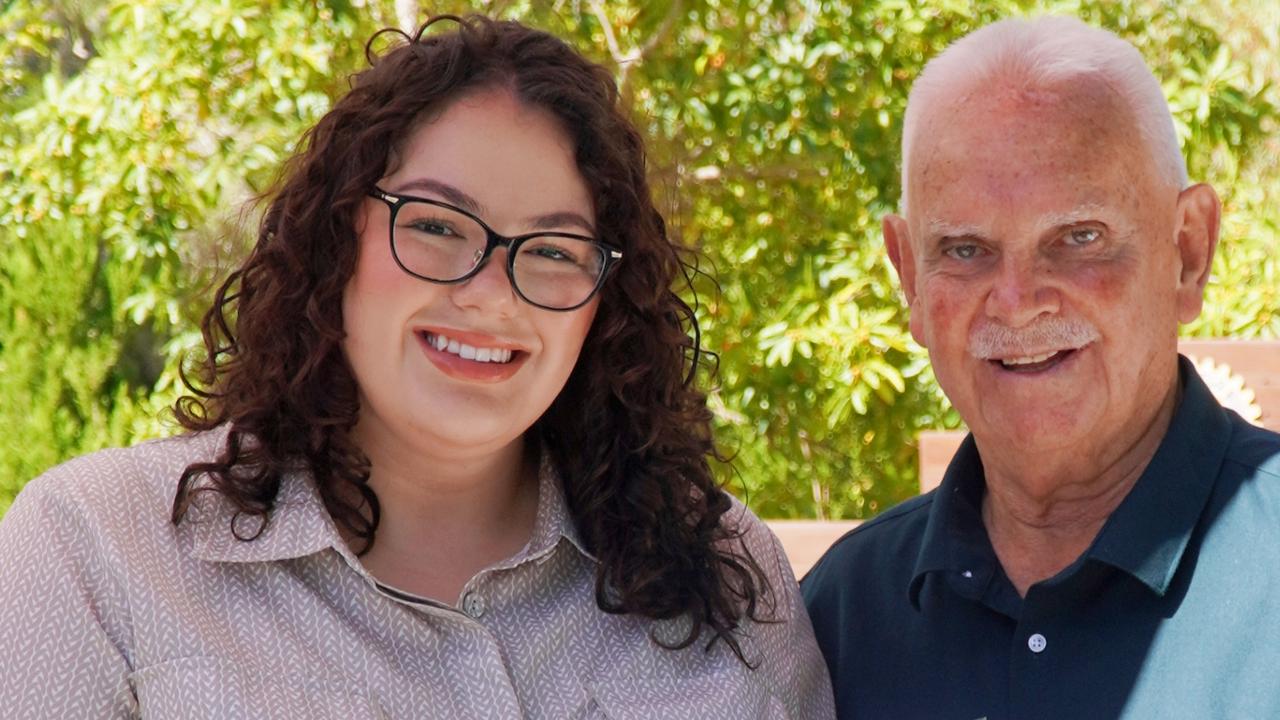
[
  {"x1": 1087, "y1": 355, "x2": 1231, "y2": 595},
  {"x1": 909, "y1": 354, "x2": 1232, "y2": 605},
  {"x1": 909, "y1": 433, "x2": 992, "y2": 609},
  {"x1": 517, "y1": 449, "x2": 595, "y2": 564},
  {"x1": 180, "y1": 461, "x2": 341, "y2": 564},
  {"x1": 180, "y1": 430, "x2": 594, "y2": 566}
]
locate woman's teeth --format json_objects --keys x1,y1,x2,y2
[{"x1": 425, "y1": 332, "x2": 514, "y2": 363}]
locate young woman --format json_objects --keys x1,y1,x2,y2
[{"x1": 0, "y1": 15, "x2": 834, "y2": 719}]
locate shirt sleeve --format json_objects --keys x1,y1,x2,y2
[{"x1": 0, "y1": 476, "x2": 138, "y2": 718}]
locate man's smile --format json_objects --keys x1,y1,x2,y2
[{"x1": 991, "y1": 346, "x2": 1084, "y2": 373}]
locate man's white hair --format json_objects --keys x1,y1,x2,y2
[{"x1": 899, "y1": 15, "x2": 1189, "y2": 214}]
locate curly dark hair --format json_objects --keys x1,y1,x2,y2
[{"x1": 172, "y1": 14, "x2": 771, "y2": 662}]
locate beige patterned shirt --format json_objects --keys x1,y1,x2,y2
[{"x1": 0, "y1": 428, "x2": 835, "y2": 719}]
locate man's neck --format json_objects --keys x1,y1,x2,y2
[{"x1": 978, "y1": 380, "x2": 1182, "y2": 596}]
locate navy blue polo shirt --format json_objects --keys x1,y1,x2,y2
[{"x1": 802, "y1": 357, "x2": 1280, "y2": 719}]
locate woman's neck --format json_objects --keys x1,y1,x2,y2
[{"x1": 347, "y1": 425, "x2": 541, "y2": 605}]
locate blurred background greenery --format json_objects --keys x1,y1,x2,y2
[{"x1": 2, "y1": 0, "x2": 1277, "y2": 518}]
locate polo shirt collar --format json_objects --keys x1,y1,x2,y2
[
  {"x1": 908, "y1": 354, "x2": 1232, "y2": 607},
  {"x1": 1087, "y1": 355, "x2": 1231, "y2": 595},
  {"x1": 909, "y1": 433, "x2": 991, "y2": 609}
]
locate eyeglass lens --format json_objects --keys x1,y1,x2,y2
[{"x1": 392, "y1": 200, "x2": 606, "y2": 309}]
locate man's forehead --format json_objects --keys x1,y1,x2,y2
[
  {"x1": 910, "y1": 76, "x2": 1138, "y2": 171},
  {"x1": 979, "y1": 75, "x2": 1123, "y2": 114},
  {"x1": 909, "y1": 123, "x2": 1132, "y2": 221},
  {"x1": 905, "y1": 81, "x2": 1150, "y2": 233}
]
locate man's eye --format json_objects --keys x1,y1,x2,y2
[
  {"x1": 944, "y1": 244, "x2": 983, "y2": 260},
  {"x1": 1066, "y1": 228, "x2": 1101, "y2": 246}
]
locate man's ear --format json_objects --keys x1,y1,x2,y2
[
  {"x1": 883, "y1": 213, "x2": 926, "y2": 346},
  {"x1": 883, "y1": 213, "x2": 917, "y2": 305},
  {"x1": 1172, "y1": 183, "x2": 1221, "y2": 324}
]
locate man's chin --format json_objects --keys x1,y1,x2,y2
[{"x1": 969, "y1": 409, "x2": 1091, "y2": 458}]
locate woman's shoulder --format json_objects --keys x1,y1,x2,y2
[
  {"x1": 7, "y1": 427, "x2": 229, "y2": 537},
  {"x1": 711, "y1": 493, "x2": 837, "y2": 718},
  {"x1": 714, "y1": 492, "x2": 801, "y2": 617},
  {"x1": 0, "y1": 427, "x2": 235, "y2": 717},
  {"x1": 717, "y1": 492, "x2": 790, "y2": 571}
]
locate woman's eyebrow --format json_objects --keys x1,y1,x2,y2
[
  {"x1": 391, "y1": 177, "x2": 594, "y2": 234},
  {"x1": 392, "y1": 178, "x2": 487, "y2": 215},
  {"x1": 527, "y1": 211, "x2": 595, "y2": 235}
]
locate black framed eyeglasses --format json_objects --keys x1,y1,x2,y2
[{"x1": 368, "y1": 188, "x2": 623, "y2": 311}]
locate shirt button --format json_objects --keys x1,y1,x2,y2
[
  {"x1": 1027, "y1": 633, "x2": 1047, "y2": 653},
  {"x1": 462, "y1": 592, "x2": 486, "y2": 619}
]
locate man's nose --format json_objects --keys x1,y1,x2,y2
[{"x1": 984, "y1": 253, "x2": 1060, "y2": 327}]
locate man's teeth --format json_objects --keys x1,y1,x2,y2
[
  {"x1": 1001, "y1": 350, "x2": 1060, "y2": 366},
  {"x1": 426, "y1": 333, "x2": 514, "y2": 363}
]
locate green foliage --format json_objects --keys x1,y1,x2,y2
[
  {"x1": 1, "y1": 0, "x2": 1277, "y2": 518},
  {"x1": 0, "y1": 0, "x2": 385, "y2": 512}
]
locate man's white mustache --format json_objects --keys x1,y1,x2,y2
[{"x1": 967, "y1": 317, "x2": 1101, "y2": 359}]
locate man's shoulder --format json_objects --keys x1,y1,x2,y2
[
  {"x1": 801, "y1": 491, "x2": 935, "y2": 599},
  {"x1": 819, "y1": 492, "x2": 933, "y2": 564},
  {"x1": 1213, "y1": 417, "x2": 1280, "y2": 539},
  {"x1": 1224, "y1": 415, "x2": 1280, "y2": 481}
]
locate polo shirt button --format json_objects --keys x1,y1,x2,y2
[
  {"x1": 462, "y1": 592, "x2": 486, "y2": 619},
  {"x1": 1028, "y1": 633, "x2": 1047, "y2": 653}
]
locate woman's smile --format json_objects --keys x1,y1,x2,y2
[{"x1": 414, "y1": 327, "x2": 530, "y2": 383}]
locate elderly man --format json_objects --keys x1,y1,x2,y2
[{"x1": 802, "y1": 15, "x2": 1280, "y2": 720}]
